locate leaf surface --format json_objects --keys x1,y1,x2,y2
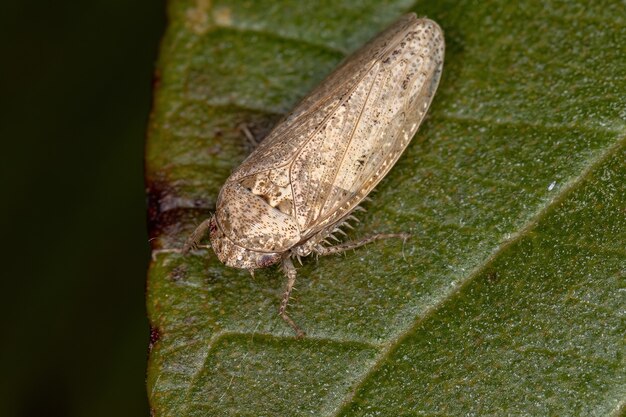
[{"x1": 146, "y1": 0, "x2": 626, "y2": 415}]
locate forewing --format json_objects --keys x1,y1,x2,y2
[
  {"x1": 292, "y1": 19, "x2": 445, "y2": 234},
  {"x1": 230, "y1": 14, "x2": 420, "y2": 182}
]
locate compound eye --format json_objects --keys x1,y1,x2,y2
[{"x1": 257, "y1": 254, "x2": 278, "y2": 268}]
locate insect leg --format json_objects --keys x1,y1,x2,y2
[
  {"x1": 238, "y1": 123, "x2": 262, "y2": 149},
  {"x1": 279, "y1": 258, "x2": 306, "y2": 338},
  {"x1": 315, "y1": 233, "x2": 410, "y2": 256},
  {"x1": 182, "y1": 218, "x2": 213, "y2": 253}
]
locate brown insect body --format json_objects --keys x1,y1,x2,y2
[{"x1": 186, "y1": 14, "x2": 445, "y2": 336}]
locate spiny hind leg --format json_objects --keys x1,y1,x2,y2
[
  {"x1": 315, "y1": 232, "x2": 410, "y2": 257},
  {"x1": 182, "y1": 217, "x2": 213, "y2": 253},
  {"x1": 279, "y1": 258, "x2": 305, "y2": 338}
]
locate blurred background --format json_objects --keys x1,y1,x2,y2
[{"x1": 1, "y1": 1, "x2": 165, "y2": 416}]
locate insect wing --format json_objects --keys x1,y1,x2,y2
[
  {"x1": 231, "y1": 15, "x2": 444, "y2": 237},
  {"x1": 291, "y1": 17, "x2": 445, "y2": 234},
  {"x1": 230, "y1": 14, "x2": 420, "y2": 182}
]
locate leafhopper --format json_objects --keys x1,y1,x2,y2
[{"x1": 185, "y1": 13, "x2": 445, "y2": 336}]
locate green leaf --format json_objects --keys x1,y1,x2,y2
[{"x1": 145, "y1": 0, "x2": 626, "y2": 415}]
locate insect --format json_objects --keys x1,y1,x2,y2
[{"x1": 184, "y1": 13, "x2": 445, "y2": 337}]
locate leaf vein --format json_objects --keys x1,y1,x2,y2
[{"x1": 330, "y1": 133, "x2": 626, "y2": 416}]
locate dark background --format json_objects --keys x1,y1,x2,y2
[{"x1": 1, "y1": 1, "x2": 165, "y2": 416}]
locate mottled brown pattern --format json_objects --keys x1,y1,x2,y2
[{"x1": 185, "y1": 14, "x2": 445, "y2": 336}]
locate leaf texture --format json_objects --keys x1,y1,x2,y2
[{"x1": 145, "y1": 0, "x2": 626, "y2": 415}]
